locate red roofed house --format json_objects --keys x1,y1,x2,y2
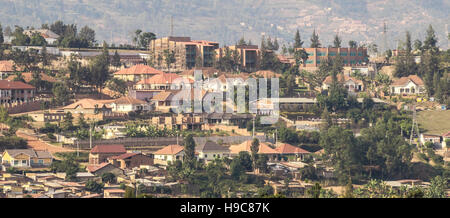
[
  {"x1": 390, "y1": 75, "x2": 425, "y2": 95},
  {"x1": 275, "y1": 143, "x2": 310, "y2": 161},
  {"x1": 0, "y1": 80, "x2": 35, "y2": 104},
  {"x1": 107, "y1": 152, "x2": 153, "y2": 169},
  {"x1": 113, "y1": 64, "x2": 163, "y2": 82},
  {"x1": 86, "y1": 162, "x2": 124, "y2": 177},
  {"x1": 0, "y1": 60, "x2": 17, "y2": 79},
  {"x1": 153, "y1": 144, "x2": 185, "y2": 165},
  {"x1": 89, "y1": 145, "x2": 126, "y2": 165},
  {"x1": 229, "y1": 140, "x2": 278, "y2": 160}
]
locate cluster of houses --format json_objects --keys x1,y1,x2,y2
[{"x1": 0, "y1": 137, "x2": 316, "y2": 198}]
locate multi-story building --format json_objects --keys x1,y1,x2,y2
[
  {"x1": 299, "y1": 47, "x2": 368, "y2": 71},
  {"x1": 215, "y1": 45, "x2": 260, "y2": 72},
  {"x1": 0, "y1": 80, "x2": 35, "y2": 104},
  {"x1": 148, "y1": 36, "x2": 219, "y2": 72}
]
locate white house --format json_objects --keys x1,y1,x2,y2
[
  {"x1": 420, "y1": 133, "x2": 441, "y2": 148},
  {"x1": 322, "y1": 74, "x2": 364, "y2": 93},
  {"x1": 390, "y1": 75, "x2": 425, "y2": 95},
  {"x1": 109, "y1": 96, "x2": 150, "y2": 113},
  {"x1": 153, "y1": 145, "x2": 185, "y2": 165},
  {"x1": 23, "y1": 29, "x2": 60, "y2": 45},
  {"x1": 196, "y1": 141, "x2": 230, "y2": 162}
]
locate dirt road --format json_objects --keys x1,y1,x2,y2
[{"x1": 16, "y1": 130, "x2": 74, "y2": 153}]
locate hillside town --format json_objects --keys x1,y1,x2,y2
[{"x1": 0, "y1": 19, "x2": 448, "y2": 199}]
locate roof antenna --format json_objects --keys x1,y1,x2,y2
[{"x1": 170, "y1": 16, "x2": 174, "y2": 37}]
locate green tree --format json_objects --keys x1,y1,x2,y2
[
  {"x1": 348, "y1": 40, "x2": 358, "y2": 48},
  {"x1": 89, "y1": 41, "x2": 110, "y2": 94},
  {"x1": 85, "y1": 180, "x2": 104, "y2": 193},
  {"x1": 310, "y1": 29, "x2": 321, "y2": 48},
  {"x1": 333, "y1": 34, "x2": 342, "y2": 48},
  {"x1": 29, "y1": 32, "x2": 46, "y2": 46},
  {"x1": 0, "y1": 23, "x2": 3, "y2": 44},
  {"x1": 250, "y1": 138, "x2": 259, "y2": 173},
  {"x1": 78, "y1": 25, "x2": 96, "y2": 47},
  {"x1": 294, "y1": 29, "x2": 303, "y2": 48},
  {"x1": 106, "y1": 78, "x2": 127, "y2": 96},
  {"x1": 111, "y1": 50, "x2": 121, "y2": 68},
  {"x1": 394, "y1": 31, "x2": 417, "y2": 77},
  {"x1": 425, "y1": 176, "x2": 447, "y2": 198},
  {"x1": 101, "y1": 173, "x2": 117, "y2": 184},
  {"x1": 52, "y1": 83, "x2": 71, "y2": 106},
  {"x1": 163, "y1": 49, "x2": 176, "y2": 71},
  {"x1": 183, "y1": 134, "x2": 196, "y2": 170}
]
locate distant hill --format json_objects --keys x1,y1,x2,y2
[{"x1": 0, "y1": 0, "x2": 448, "y2": 50}]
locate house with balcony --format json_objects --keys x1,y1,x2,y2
[
  {"x1": 322, "y1": 74, "x2": 364, "y2": 94},
  {"x1": 0, "y1": 80, "x2": 35, "y2": 104}
]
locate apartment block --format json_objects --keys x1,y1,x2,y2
[
  {"x1": 216, "y1": 45, "x2": 260, "y2": 72},
  {"x1": 299, "y1": 47, "x2": 368, "y2": 71},
  {"x1": 148, "y1": 37, "x2": 219, "y2": 72}
]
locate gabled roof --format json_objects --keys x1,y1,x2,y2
[
  {"x1": 136, "y1": 73, "x2": 193, "y2": 85},
  {"x1": 151, "y1": 91, "x2": 176, "y2": 101},
  {"x1": 3, "y1": 149, "x2": 52, "y2": 159},
  {"x1": 443, "y1": 131, "x2": 450, "y2": 138},
  {"x1": 229, "y1": 140, "x2": 278, "y2": 154},
  {"x1": 196, "y1": 141, "x2": 229, "y2": 153},
  {"x1": 112, "y1": 96, "x2": 146, "y2": 105},
  {"x1": 153, "y1": 144, "x2": 184, "y2": 155},
  {"x1": 63, "y1": 98, "x2": 111, "y2": 110},
  {"x1": 6, "y1": 72, "x2": 57, "y2": 83},
  {"x1": 0, "y1": 80, "x2": 35, "y2": 90},
  {"x1": 90, "y1": 145, "x2": 126, "y2": 154},
  {"x1": 323, "y1": 74, "x2": 363, "y2": 85},
  {"x1": 114, "y1": 64, "x2": 163, "y2": 75},
  {"x1": 391, "y1": 75, "x2": 424, "y2": 86},
  {"x1": 275, "y1": 143, "x2": 310, "y2": 154},
  {"x1": 108, "y1": 152, "x2": 139, "y2": 160},
  {"x1": 86, "y1": 162, "x2": 114, "y2": 173}
]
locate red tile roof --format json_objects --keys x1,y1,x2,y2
[
  {"x1": 391, "y1": 75, "x2": 424, "y2": 86},
  {"x1": 108, "y1": 152, "x2": 138, "y2": 160},
  {"x1": 86, "y1": 162, "x2": 112, "y2": 173},
  {"x1": 6, "y1": 72, "x2": 57, "y2": 83},
  {"x1": 153, "y1": 144, "x2": 184, "y2": 155},
  {"x1": 0, "y1": 80, "x2": 35, "y2": 90},
  {"x1": 229, "y1": 140, "x2": 278, "y2": 154},
  {"x1": 114, "y1": 64, "x2": 163, "y2": 75},
  {"x1": 90, "y1": 145, "x2": 126, "y2": 154},
  {"x1": 275, "y1": 143, "x2": 310, "y2": 154},
  {"x1": 443, "y1": 131, "x2": 450, "y2": 138}
]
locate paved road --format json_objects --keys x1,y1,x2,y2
[{"x1": 16, "y1": 130, "x2": 74, "y2": 153}]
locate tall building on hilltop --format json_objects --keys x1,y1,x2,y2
[{"x1": 148, "y1": 37, "x2": 219, "y2": 72}]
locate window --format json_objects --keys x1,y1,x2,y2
[
  {"x1": 204, "y1": 154, "x2": 208, "y2": 158},
  {"x1": 316, "y1": 60, "x2": 321, "y2": 64},
  {"x1": 340, "y1": 52, "x2": 347, "y2": 56},
  {"x1": 358, "y1": 52, "x2": 363, "y2": 56},
  {"x1": 38, "y1": 160, "x2": 44, "y2": 164},
  {"x1": 21, "y1": 160, "x2": 27, "y2": 165},
  {"x1": 317, "y1": 52, "x2": 326, "y2": 56},
  {"x1": 305, "y1": 60, "x2": 314, "y2": 64},
  {"x1": 350, "y1": 52, "x2": 356, "y2": 56},
  {"x1": 329, "y1": 52, "x2": 336, "y2": 56},
  {"x1": 14, "y1": 160, "x2": 19, "y2": 165}
]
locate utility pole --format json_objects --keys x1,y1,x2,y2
[
  {"x1": 252, "y1": 116, "x2": 255, "y2": 138},
  {"x1": 77, "y1": 141, "x2": 79, "y2": 157},
  {"x1": 89, "y1": 122, "x2": 93, "y2": 149}
]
